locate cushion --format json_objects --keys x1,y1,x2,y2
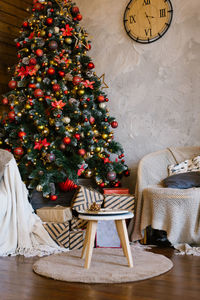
[
  {"x1": 163, "y1": 172, "x2": 200, "y2": 189},
  {"x1": 168, "y1": 155, "x2": 200, "y2": 176}
]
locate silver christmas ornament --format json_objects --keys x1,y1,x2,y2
[
  {"x1": 99, "y1": 103, "x2": 106, "y2": 109},
  {"x1": 62, "y1": 117, "x2": 71, "y2": 124}
]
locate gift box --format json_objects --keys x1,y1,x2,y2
[
  {"x1": 70, "y1": 217, "x2": 88, "y2": 230},
  {"x1": 43, "y1": 222, "x2": 70, "y2": 248},
  {"x1": 103, "y1": 188, "x2": 130, "y2": 195},
  {"x1": 36, "y1": 206, "x2": 72, "y2": 222},
  {"x1": 103, "y1": 194, "x2": 135, "y2": 211},
  {"x1": 69, "y1": 229, "x2": 85, "y2": 250},
  {"x1": 96, "y1": 220, "x2": 121, "y2": 248},
  {"x1": 71, "y1": 185, "x2": 104, "y2": 211}
]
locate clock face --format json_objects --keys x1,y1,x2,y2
[{"x1": 124, "y1": 0, "x2": 173, "y2": 44}]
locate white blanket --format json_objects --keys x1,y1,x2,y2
[{"x1": 0, "y1": 156, "x2": 67, "y2": 257}]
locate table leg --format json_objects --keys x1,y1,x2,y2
[
  {"x1": 81, "y1": 223, "x2": 89, "y2": 259},
  {"x1": 84, "y1": 220, "x2": 98, "y2": 269},
  {"x1": 115, "y1": 219, "x2": 133, "y2": 268}
]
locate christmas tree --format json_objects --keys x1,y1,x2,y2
[{"x1": 0, "y1": 0, "x2": 129, "y2": 200}]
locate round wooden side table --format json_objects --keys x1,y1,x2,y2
[{"x1": 78, "y1": 211, "x2": 134, "y2": 269}]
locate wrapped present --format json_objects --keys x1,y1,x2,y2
[
  {"x1": 69, "y1": 229, "x2": 85, "y2": 250},
  {"x1": 36, "y1": 206, "x2": 72, "y2": 222},
  {"x1": 71, "y1": 185, "x2": 104, "y2": 211},
  {"x1": 103, "y1": 194, "x2": 135, "y2": 211},
  {"x1": 43, "y1": 222, "x2": 70, "y2": 248},
  {"x1": 103, "y1": 188, "x2": 130, "y2": 195},
  {"x1": 96, "y1": 220, "x2": 121, "y2": 248},
  {"x1": 70, "y1": 217, "x2": 88, "y2": 230}
]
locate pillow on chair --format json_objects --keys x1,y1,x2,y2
[{"x1": 163, "y1": 172, "x2": 200, "y2": 189}]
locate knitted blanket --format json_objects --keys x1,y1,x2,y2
[
  {"x1": 129, "y1": 146, "x2": 200, "y2": 249},
  {"x1": 0, "y1": 149, "x2": 67, "y2": 257}
]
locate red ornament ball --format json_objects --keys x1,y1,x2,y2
[
  {"x1": 76, "y1": 14, "x2": 82, "y2": 21},
  {"x1": 58, "y1": 71, "x2": 65, "y2": 77},
  {"x1": 52, "y1": 84, "x2": 60, "y2": 91},
  {"x1": 35, "y1": 49, "x2": 43, "y2": 57},
  {"x1": 16, "y1": 42, "x2": 21, "y2": 48},
  {"x1": 50, "y1": 195, "x2": 58, "y2": 201},
  {"x1": 74, "y1": 133, "x2": 80, "y2": 140},
  {"x1": 89, "y1": 116, "x2": 95, "y2": 125},
  {"x1": 8, "y1": 111, "x2": 15, "y2": 120},
  {"x1": 72, "y1": 6, "x2": 79, "y2": 14},
  {"x1": 88, "y1": 62, "x2": 95, "y2": 69},
  {"x1": 63, "y1": 137, "x2": 71, "y2": 145},
  {"x1": 58, "y1": 178, "x2": 77, "y2": 192},
  {"x1": 29, "y1": 57, "x2": 37, "y2": 65},
  {"x1": 46, "y1": 18, "x2": 53, "y2": 25},
  {"x1": 14, "y1": 147, "x2": 24, "y2": 156},
  {"x1": 78, "y1": 149, "x2": 86, "y2": 156},
  {"x1": 124, "y1": 170, "x2": 130, "y2": 177},
  {"x1": 111, "y1": 121, "x2": 118, "y2": 128},
  {"x1": 29, "y1": 83, "x2": 36, "y2": 89},
  {"x1": 18, "y1": 131, "x2": 26, "y2": 138},
  {"x1": 49, "y1": 40, "x2": 58, "y2": 50},
  {"x1": 22, "y1": 21, "x2": 29, "y2": 28},
  {"x1": 34, "y1": 3, "x2": 42, "y2": 10},
  {"x1": 100, "y1": 183, "x2": 105, "y2": 188},
  {"x1": 72, "y1": 76, "x2": 82, "y2": 85},
  {"x1": 8, "y1": 80, "x2": 17, "y2": 89},
  {"x1": 47, "y1": 67, "x2": 55, "y2": 75},
  {"x1": 97, "y1": 95, "x2": 105, "y2": 102},
  {"x1": 2, "y1": 98, "x2": 8, "y2": 105},
  {"x1": 86, "y1": 44, "x2": 91, "y2": 51},
  {"x1": 34, "y1": 89, "x2": 44, "y2": 98}
]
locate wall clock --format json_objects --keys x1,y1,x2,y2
[{"x1": 123, "y1": 0, "x2": 173, "y2": 44}]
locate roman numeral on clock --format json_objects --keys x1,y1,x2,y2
[
  {"x1": 129, "y1": 15, "x2": 136, "y2": 24},
  {"x1": 143, "y1": 0, "x2": 151, "y2": 5},
  {"x1": 160, "y1": 8, "x2": 166, "y2": 17},
  {"x1": 144, "y1": 28, "x2": 152, "y2": 36}
]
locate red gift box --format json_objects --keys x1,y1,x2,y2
[{"x1": 103, "y1": 188, "x2": 130, "y2": 195}]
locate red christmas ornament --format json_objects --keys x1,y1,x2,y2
[
  {"x1": 14, "y1": 147, "x2": 24, "y2": 156},
  {"x1": 78, "y1": 149, "x2": 86, "y2": 156},
  {"x1": 46, "y1": 18, "x2": 53, "y2": 25},
  {"x1": 63, "y1": 137, "x2": 71, "y2": 144},
  {"x1": 52, "y1": 84, "x2": 60, "y2": 91},
  {"x1": 89, "y1": 116, "x2": 95, "y2": 124},
  {"x1": 76, "y1": 14, "x2": 82, "y2": 21},
  {"x1": 48, "y1": 33, "x2": 52, "y2": 37},
  {"x1": 34, "y1": 89, "x2": 44, "y2": 98},
  {"x1": 29, "y1": 83, "x2": 36, "y2": 89},
  {"x1": 35, "y1": 49, "x2": 43, "y2": 57},
  {"x1": 34, "y1": 3, "x2": 43, "y2": 10},
  {"x1": 8, "y1": 111, "x2": 15, "y2": 120},
  {"x1": 47, "y1": 67, "x2": 55, "y2": 75},
  {"x1": 50, "y1": 195, "x2": 58, "y2": 201},
  {"x1": 105, "y1": 98, "x2": 109, "y2": 102},
  {"x1": 111, "y1": 121, "x2": 118, "y2": 128},
  {"x1": 8, "y1": 80, "x2": 17, "y2": 89},
  {"x1": 2, "y1": 98, "x2": 8, "y2": 105},
  {"x1": 64, "y1": 90, "x2": 68, "y2": 95},
  {"x1": 18, "y1": 131, "x2": 26, "y2": 138},
  {"x1": 72, "y1": 6, "x2": 79, "y2": 14},
  {"x1": 72, "y1": 76, "x2": 82, "y2": 85},
  {"x1": 16, "y1": 42, "x2": 21, "y2": 48},
  {"x1": 100, "y1": 183, "x2": 105, "y2": 188},
  {"x1": 124, "y1": 170, "x2": 130, "y2": 177},
  {"x1": 86, "y1": 44, "x2": 91, "y2": 51},
  {"x1": 88, "y1": 62, "x2": 95, "y2": 69},
  {"x1": 22, "y1": 21, "x2": 29, "y2": 28},
  {"x1": 97, "y1": 95, "x2": 105, "y2": 102},
  {"x1": 74, "y1": 133, "x2": 80, "y2": 140},
  {"x1": 58, "y1": 71, "x2": 65, "y2": 77},
  {"x1": 58, "y1": 178, "x2": 77, "y2": 192},
  {"x1": 29, "y1": 58, "x2": 37, "y2": 65}
]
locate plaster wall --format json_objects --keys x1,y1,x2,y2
[{"x1": 76, "y1": 0, "x2": 200, "y2": 190}]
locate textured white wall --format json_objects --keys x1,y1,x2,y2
[{"x1": 76, "y1": 0, "x2": 200, "y2": 191}]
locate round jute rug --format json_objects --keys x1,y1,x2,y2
[{"x1": 33, "y1": 247, "x2": 173, "y2": 284}]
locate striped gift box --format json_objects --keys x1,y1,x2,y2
[
  {"x1": 43, "y1": 222, "x2": 69, "y2": 248},
  {"x1": 71, "y1": 185, "x2": 104, "y2": 211},
  {"x1": 69, "y1": 230, "x2": 85, "y2": 250},
  {"x1": 70, "y1": 217, "x2": 88, "y2": 230},
  {"x1": 103, "y1": 194, "x2": 135, "y2": 211}
]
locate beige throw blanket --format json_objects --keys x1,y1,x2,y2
[
  {"x1": 0, "y1": 149, "x2": 67, "y2": 257},
  {"x1": 129, "y1": 146, "x2": 200, "y2": 252}
]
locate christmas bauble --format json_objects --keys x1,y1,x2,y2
[
  {"x1": 65, "y1": 37, "x2": 72, "y2": 44},
  {"x1": 63, "y1": 137, "x2": 71, "y2": 144},
  {"x1": 77, "y1": 89, "x2": 85, "y2": 96},
  {"x1": 38, "y1": 170, "x2": 44, "y2": 176},
  {"x1": 42, "y1": 127, "x2": 50, "y2": 136},
  {"x1": 14, "y1": 147, "x2": 24, "y2": 156},
  {"x1": 76, "y1": 14, "x2": 82, "y2": 21},
  {"x1": 8, "y1": 111, "x2": 15, "y2": 120},
  {"x1": 74, "y1": 133, "x2": 80, "y2": 140},
  {"x1": 60, "y1": 143, "x2": 66, "y2": 150},
  {"x1": 78, "y1": 149, "x2": 86, "y2": 156},
  {"x1": 47, "y1": 153, "x2": 55, "y2": 162},
  {"x1": 99, "y1": 103, "x2": 106, "y2": 109},
  {"x1": 97, "y1": 95, "x2": 105, "y2": 102},
  {"x1": 46, "y1": 18, "x2": 53, "y2": 25},
  {"x1": 52, "y1": 84, "x2": 60, "y2": 91},
  {"x1": 124, "y1": 170, "x2": 130, "y2": 177},
  {"x1": 50, "y1": 195, "x2": 57, "y2": 201},
  {"x1": 29, "y1": 83, "x2": 36, "y2": 89},
  {"x1": 35, "y1": 49, "x2": 43, "y2": 57},
  {"x1": 36, "y1": 185, "x2": 43, "y2": 192},
  {"x1": 72, "y1": 76, "x2": 82, "y2": 85},
  {"x1": 102, "y1": 133, "x2": 108, "y2": 140},
  {"x1": 62, "y1": 117, "x2": 71, "y2": 124},
  {"x1": 49, "y1": 40, "x2": 58, "y2": 50},
  {"x1": 88, "y1": 62, "x2": 95, "y2": 69},
  {"x1": 84, "y1": 170, "x2": 93, "y2": 178},
  {"x1": 111, "y1": 121, "x2": 118, "y2": 128},
  {"x1": 2, "y1": 97, "x2": 8, "y2": 105},
  {"x1": 18, "y1": 131, "x2": 26, "y2": 138},
  {"x1": 47, "y1": 67, "x2": 55, "y2": 75},
  {"x1": 40, "y1": 30, "x2": 46, "y2": 37},
  {"x1": 8, "y1": 80, "x2": 17, "y2": 89},
  {"x1": 22, "y1": 21, "x2": 29, "y2": 28},
  {"x1": 107, "y1": 171, "x2": 117, "y2": 181},
  {"x1": 72, "y1": 6, "x2": 79, "y2": 14},
  {"x1": 58, "y1": 178, "x2": 77, "y2": 192},
  {"x1": 34, "y1": 89, "x2": 44, "y2": 98},
  {"x1": 58, "y1": 71, "x2": 65, "y2": 77}
]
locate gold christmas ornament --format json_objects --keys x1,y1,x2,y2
[
  {"x1": 49, "y1": 118, "x2": 55, "y2": 126},
  {"x1": 42, "y1": 127, "x2": 50, "y2": 136},
  {"x1": 84, "y1": 170, "x2": 93, "y2": 178},
  {"x1": 36, "y1": 77, "x2": 42, "y2": 82},
  {"x1": 38, "y1": 97, "x2": 43, "y2": 102},
  {"x1": 95, "y1": 147, "x2": 101, "y2": 153},
  {"x1": 17, "y1": 112, "x2": 22, "y2": 117},
  {"x1": 38, "y1": 125, "x2": 44, "y2": 130},
  {"x1": 93, "y1": 130, "x2": 99, "y2": 137}
]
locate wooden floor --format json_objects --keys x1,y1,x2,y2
[{"x1": 0, "y1": 247, "x2": 199, "y2": 300}]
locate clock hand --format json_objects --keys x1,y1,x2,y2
[{"x1": 145, "y1": 12, "x2": 151, "y2": 26}]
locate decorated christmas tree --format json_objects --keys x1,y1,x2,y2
[{"x1": 0, "y1": 0, "x2": 129, "y2": 200}]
